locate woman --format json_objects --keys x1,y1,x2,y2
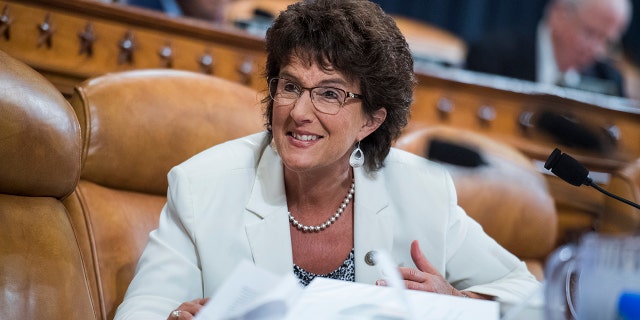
[{"x1": 115, "y1": 0, "x2": 540, "y2": 319}]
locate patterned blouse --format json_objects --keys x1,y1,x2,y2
[{"x1": 293, "y1": 248, "x2": 356, "y2": 286}]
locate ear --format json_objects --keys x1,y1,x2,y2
[{"x1": 358, "y1": 107, "x2": 387, "y2": 141}]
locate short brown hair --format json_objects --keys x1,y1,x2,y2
[{"x1": 262, "y1": 0, "x2": 415, "y2": 171}]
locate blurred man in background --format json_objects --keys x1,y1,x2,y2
[{"x1": 466, "y1": 0, "x2": 632, "y2": 97}]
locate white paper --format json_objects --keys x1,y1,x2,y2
[
  {"x1": 194, "y1": 256, "x2": 499, "y2": 320},
  {"x1": 194, "y1": 260, "x2": 303, "y2": 320},
  {"x1": 285, "y1": 277, "x2": 500, "y2": 320}
]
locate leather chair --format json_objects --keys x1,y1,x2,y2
[
  {"x1": 392, "y1": 15, "x2": 467, "y2": 67},
  {"x1": 64, "y1": 69, "x2": 265, "y2": 319},
  {"x1": 0, "y1": 50, "x2": 98, "y2": 319},
  {"x1": 599, "y1": 158, "x2": 640, "y2": 234},
  {"x1": 394, "y1": 124, "x2": 558, "y2": 279}
]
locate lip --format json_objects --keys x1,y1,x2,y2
[{"x1": 287, "y1": 131, "x2": 323, "y2": 147}]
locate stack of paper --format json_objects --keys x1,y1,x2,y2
[{"x1": 194, "y1": 260, "x2": 499, "y2": 320}]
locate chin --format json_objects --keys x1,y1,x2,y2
[{"x1": 283, "y1": 162, "x2": 316, "y2": 173}]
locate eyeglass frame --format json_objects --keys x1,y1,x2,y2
[{"x1": 268, "y1": 77, "x2": 363, "y2": 115}]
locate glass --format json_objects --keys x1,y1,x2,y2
[
  {"x1": 544, "y1": 232, "x2": 640, "y2": 320},
  {"x1": 268, "y1": 77, "x2": 362, "y2": 115}
]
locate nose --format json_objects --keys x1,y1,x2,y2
[
  {"x1": 582, "y1": 32, "x2": 610, "y2": 61},
  {"x1": 289, "y1": 89, "x2": 315, "y2": 121}
]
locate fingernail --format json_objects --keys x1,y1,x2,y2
[{"x1": 376, "y1": 279, "x2": 387, "y2": 286}]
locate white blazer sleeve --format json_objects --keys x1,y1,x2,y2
[
  {"x1": 440, "y1": 172, "x2": 541, "y2": 302},
  {"x1": 114, "y1": 166, "x2": 204, "y2": 320}
]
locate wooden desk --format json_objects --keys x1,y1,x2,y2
[
  {"x1": 0, "y1": 0, "x2": 267, "y2": 95},
  {"x1": 411, "y1": 64, "x2": 640, "y2": 243},
  {"x1": 412, "y1": 64, "x2": 640, "y2": 170}
]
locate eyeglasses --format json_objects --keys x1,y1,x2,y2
[{"x1": 268, "y1": 77, "x2": 363, "y2": 115}]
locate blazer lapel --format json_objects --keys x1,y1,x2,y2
[
  {"x1": 244, "y1": 145, "x2": 395, "y2": 283},
  {"x1": 353, "y1": 167, "x2": 394, "y2": 284},
  {"x1": 245, "y1": 145, "x2": 294, "y2": 276}
]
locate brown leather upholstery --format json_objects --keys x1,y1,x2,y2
[
  {"x1": 392, "y1": 15, "x2": 467, "y2": 67},
  {"x1": 395, "y1": 124, "x2": 557, "y2": 279},
  {"x1": 600, "y1": 158, "x2": 640, "y2": 234},
  {"x1": 65, "y1": 69, "x2": 264, "y2": 319},
  {"x1": 0, "y1": 50, "x2": 97, "y2": 319}
]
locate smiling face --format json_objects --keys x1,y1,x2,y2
[{"x1": 271, "y1": 56, "x2": 386, "y2": 176}]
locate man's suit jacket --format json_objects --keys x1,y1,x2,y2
[
  {"x1": 115, "y1": 132, "x2": 539, "y2": 319},
  {"x1": 465, "y1": 29, "x2": 625, "y2": 96}
]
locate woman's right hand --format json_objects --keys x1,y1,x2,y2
[{"x1": 167, "y1": 298, "x2": 210, "y2": 320}]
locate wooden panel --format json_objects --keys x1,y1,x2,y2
[
  {"x1": 411, "y1": 65, "x2": 640, "y2": 171},
  {"x1": 0, "y1": 0, "x2": 267, "y2": 95},
  {"x1": 410, "y1": 65, "x2": 640, "y2": 244}
]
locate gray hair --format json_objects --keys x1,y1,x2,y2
[{"x1": 546, "y1": 0, "x2": 632, "y2": 25}]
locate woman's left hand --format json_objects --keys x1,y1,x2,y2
[{"x1": 397, "y1": 240, "x2": 467, "y2": 297}]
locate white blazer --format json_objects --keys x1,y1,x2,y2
[{"x1": 115, "y1": 132, "x2": 539, "y2": 319}]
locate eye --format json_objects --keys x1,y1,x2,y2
[
  {"x1": 315, "y1": 87, "x2": 344, "y2": 101},
  {"x1": 282, "y1": 81, "x2": 301, "y2": 95}
]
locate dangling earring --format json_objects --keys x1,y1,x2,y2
[{"x1": 349, "y1": 141, "x2": 364, "y2": 168}]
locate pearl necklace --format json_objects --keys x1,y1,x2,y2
[{"x1": 288, "y1": 179, "x2": 355, "y2": 232}]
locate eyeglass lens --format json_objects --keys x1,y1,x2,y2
[{"x1": 269, "y1": 78, "x2": 349, "y2": 115}]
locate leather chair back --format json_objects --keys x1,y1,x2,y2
[
  {"x1": 65, "y1": 69, "x2": 264, "y2": 319},
  {"x1": 395, "y1": 124, "x2": 557, "y2": 278},
  {"x1": 393, "y1": 15, "x2": 467, "y2": 67},
  {"x1": 0, "y1": 50, "x2": 97, "y2": 319}
]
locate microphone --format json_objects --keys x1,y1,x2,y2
[{"x1": 544, "y1": 148, "x2": 640, "y2": 210}]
